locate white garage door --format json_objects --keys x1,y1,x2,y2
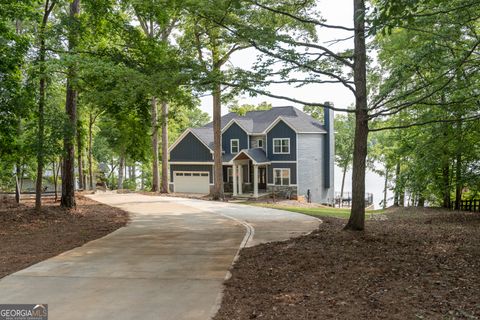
[{"x1": 174, "y1": 172, "x2": 210, "y2": 194}]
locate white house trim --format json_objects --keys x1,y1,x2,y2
[
  {"x1": 300, "y1": 132, "x2": 328, "y2": 134},
  {"x1": 296, "y1": 132, "x2": 299, "y2": 192},
  {"x1": 169, "y1": 161, "x2": 214, "y2": 165},
  {"x1": 229, "y1": 150, "x2": 271, "y2": 165},
  {"x1": 272, "y1": 168, "x2": 291, "y2": 186},
  {"x1": 230, "y1": 139, "x2": 240, "y2": 154},
  {"x1": 272, "y1": 138, "x2": 291, "y2": 154},
  {"x1": 257, "y1": 138, "x2": 264, "y2": 148},
  {"x1": 262, "y1": 116, "x2": 327, "y2": 134}
]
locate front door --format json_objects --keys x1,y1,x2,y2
[{"x1": 258, "y1": 167, "x2": 266, "y2": 190}]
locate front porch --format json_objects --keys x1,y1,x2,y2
[{"x1": 225, "y1": 148, "x2": 270, "y2": 198}]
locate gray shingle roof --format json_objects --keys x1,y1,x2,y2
[
  {"x1": 234, "y1": 148, "x2": 269, "y2": 164},
  {"x1": 222, "y1": 153, "x2": 236, "y2": 162},
  {"x1": 195, "y1": 106, "x2": 326, "y2": 150},
  {"x1": 190, "y1": 127, "x2": 214, "y2": 149}
]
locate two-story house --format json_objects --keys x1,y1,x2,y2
[{"x1": 168, "y1": 105, "x2": 334, "y2": 204}]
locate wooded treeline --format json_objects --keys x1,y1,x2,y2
[{"x1": 1, "y1": 0, "x2": 479, "y2": 230}]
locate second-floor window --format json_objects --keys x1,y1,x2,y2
[
  {"x1": 230, "y1": 139, "x2": 239, "y2": 154},
  {"x1": 273, "y1": 138, "x2": 290, "y2": 154},
  {"x1": 258, "y1": 139, "x2": 264, "y2": 148}
]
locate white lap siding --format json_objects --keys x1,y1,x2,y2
[{"x1": 297, "y1": 133, "x2": 334, "y2": 204}]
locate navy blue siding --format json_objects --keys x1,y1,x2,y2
[
  {"x1": 170, "y1": 164, "x2": 213, "y2": 184},
  {"x1": 266, "y1": 120, "x2": 296, "y2": 161},
  {"x1": 170, "y1": 132, "x2": 212, "y2": 162},
  {"x1": 267, "y1": 163, "x2": 297, "y2": 185},
  {"x1": 222, "y1": 123, "x2": 248, "y2": 154}
]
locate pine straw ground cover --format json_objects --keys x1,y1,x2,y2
[
  {"x1": 0, "y1": 194, "x2": 129, "y2": 279},
  {"x1": 215, "y1": 207, "x2": 480, "y2": 320}
]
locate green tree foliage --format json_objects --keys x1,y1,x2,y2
[
  {"x1": 228, "y1": 101, "x2": 272, "y2": 116},
  {"x1": 334, "y1": 113, "x2": 356, "y2": 201},
  {"x1": 1, "y1": 0, "x2": 479, "y2": 224},
  {"x1": 371, "y1": 0, "x2": 480, "y2": 208}
]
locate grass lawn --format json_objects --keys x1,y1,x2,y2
[{"x1": 244, "y1": 202, "x2": 384, "y2": 219}]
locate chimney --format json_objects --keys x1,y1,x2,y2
[{"x1": 323, "y1": 102, "x2": 334, "y2": 189}]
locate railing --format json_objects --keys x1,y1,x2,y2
[
  {"x1": 334, "y1": 192, "x2": 373, "y2": 208},
  {"x1": 450, "y1": 200, "x2": 480, "y2": 212}
]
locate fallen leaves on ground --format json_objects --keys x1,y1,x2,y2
[
  {"x1": 0, "y1": 195, "x2": 129, "y2": 279},
  {"x1": 215, "y1": 207, "x2": 480, "y2": 320}
]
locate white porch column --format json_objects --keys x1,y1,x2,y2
[
  {"x1": 232, "y1": 164, "x2": 238, "y2": 196},
  {"x1": 253, "y1": 165, "x2": 258, "y2": 197},
  {"x1": 238, "y1": 165, "x2": 243, "y2": 195}
]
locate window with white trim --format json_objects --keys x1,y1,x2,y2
[
  {"x1": 258, "y1": 139, "x2": 264, "y2": 148},
  {"x1": 274, "y1": 168, "x2": 290, "y2": 186},
  {"x1": 230, "y1": 139, "x2": 239, "y2": 154},
  {"x1": 273, "y1": 138, "x2": 290, "y2": 154},
  {"x1": 227, "y1": 167, "x2": 233, "y2": 182}
]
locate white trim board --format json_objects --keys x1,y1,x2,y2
[
  {"x1": 273, "y1": 168, "x2": 291, "y2": 186},
  {"x1": 230, "y1": 139, "x2": 240, "y2": 154},
  {"x1": 272, "y1": 138, "x2": 291, "y2": 154},
  {"x1": 270, "y1": 161, "x2": 297, "y2": 163},
  {"x1": 169, "y1": 162, "x2": 214, "y2": 165}
]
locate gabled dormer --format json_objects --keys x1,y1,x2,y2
[
  {"x1": 169, "y1": 130, "x2": 213, "y2": 162},
  {"x1": 265, "y1": 118, "x2": 297, "y2": 161},
  {"x1": 221, "y1": 120, "x2": 249, "y2": 155}
]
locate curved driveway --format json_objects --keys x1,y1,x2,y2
[{"x1": 0, "y1": 193, "x2": 319, "y2": 320}]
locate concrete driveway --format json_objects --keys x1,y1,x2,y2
[{"x1": 0, "y1": 193, "x2": 319, "y2": 320}]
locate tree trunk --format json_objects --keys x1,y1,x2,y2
[
  {"x1": 417, "y1": 196, "x2": 425, "y2": 207},
  {"x1": 35, "y1": 0, "x2": 53, "y2": 211},
  {"x1": 61, "y1": 0, "x2": 80, "y2": 209},
  {"x1": 53, "y1": 159, "x2": 60, "y2": 202},
  {"x1": 160, "y1": 101, "x2": 169, "y2": 193},
  {"x1": 77, "y1": 126, "x2": 84, "y2": 190},
  {"x1": 393, "y1": 162, "x2": 400, "y2": 206},
  {"x1": 52, "y1": 161, "x2": 56, "y2": 201},
  {"x1": 118, "y1": 153, "x2": 125, "y2": 190},
  {"x1": 151, "y1": 97, "x2": 160, "y2": 192},
  {"x1": 340, "y1": 163, "x2": 348, "y2": 208},
  {"x1": 383, "y1": 166, "x2": 388, "y2": 209},
  {"x1": 211, "y1": 82, "x2": 224, "y2": 200},
  {"x1": 107, "y1": 159, "x2": 116, "y2": 189},
  {"x1": 399, "y1": 190, "x2": 405, "y2": 207},
  {"x1": 345, "y1": 0, "x2": 368, "y2": 231},
  {"x1": 20, "y1": 166, "x2": 24, "y2": 191},
  {"x1": 454, "y1": 157, "x2": 462, "y2": 210},
  {"x1": 88, "y1": 112, "x2": 94, "y2": 190},
  {"x1": 131, "y1": 163, "x2": 136, "y2": 190},
  {"x1": 454, "y1": 137, "x2": 462, "y2": 210},
  {"x1": 15, "y1": 163, "x2": 21, "y2": 204},
  {"x1": 442, "y1": 161, "x2": 451, "y2": 208}
]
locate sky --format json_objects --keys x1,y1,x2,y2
[{"x1": 198, "y1": 1, "x2": 394, "y2": 208}]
